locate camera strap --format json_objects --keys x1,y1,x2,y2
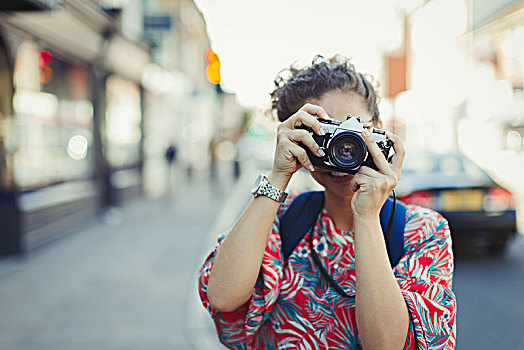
[{"x1": 279, "y1": 190, "x2": 406, "y2": 298}]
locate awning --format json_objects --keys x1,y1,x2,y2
[
  {"x1": 3, "y1": 1, "x2": 151, "y2": 84},
  {"x1": 4, "y1": 8, "x2": 104, "y2": 62}
]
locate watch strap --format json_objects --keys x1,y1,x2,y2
[{"x1": 253, "y1": 175, "x2": 288, "y2": 202}]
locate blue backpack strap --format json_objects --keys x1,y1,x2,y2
[
  {"x1": 380, "y1": 196, "x2": 406, "y2": 267},
  {"x1": 280, "y1": 191, "x2": 407, "y2": 267},
  {"x1": 280, "y1": 191, "x2": 324, "y2": 261}
]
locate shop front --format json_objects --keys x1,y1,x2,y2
[{"x1": 0, "y1": 4, "x2": 150, "y2": 255}]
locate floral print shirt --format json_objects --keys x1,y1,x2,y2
[{"x1": 198, "y1": 192, "x2": 457, "y2": 349}]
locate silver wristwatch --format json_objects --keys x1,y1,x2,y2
[{"x1": 251, "y1": 174, "x2": 288, "y2": 203}]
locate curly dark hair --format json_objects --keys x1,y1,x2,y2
[{"x1": 270, "y1": 55, "x2": 380, "y2": 124}]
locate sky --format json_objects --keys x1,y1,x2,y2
[{"x1": 194, "y1": 0, "x2": 412, "y2": 107}]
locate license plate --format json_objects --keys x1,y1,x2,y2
[{"x1": 439, "y1": 189, "x2": 484, "y2": 211}]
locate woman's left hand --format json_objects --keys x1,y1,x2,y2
[{"x1": 350, "y1": 130, "x2": 405, "y2": 218}]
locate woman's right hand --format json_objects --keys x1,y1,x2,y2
[
  {"x1": 271, "y1": 103, "x2": 331, "y2": 182},
  {"x1": 207, "y1": 103, "x2": 331, "y2": 312}
]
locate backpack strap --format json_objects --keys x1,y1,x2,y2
[
  {"x1": 280, "y1": 191, "x2": 325, "y2": 261},
  {"x1": 380, "y1": 194, "x2": 407, "y2": 267},
  {"x1": 280, "y1": 191, "x2": 406, "y2": 267}
]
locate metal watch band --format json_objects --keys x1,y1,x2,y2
[{"x1": 253, "y1": 175, "x2": 288, "y2": 202}]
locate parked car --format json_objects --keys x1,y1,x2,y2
[{"x1": 395, "y1": 152, "x2": 517, "y2": 254}]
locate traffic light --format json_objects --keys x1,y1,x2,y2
[
  {"x1": 39, "y1": 49, "x2": 53, "y2": 84},
  {"x1": 205, "y1": 47, "x2": 221, "y2": 84}
]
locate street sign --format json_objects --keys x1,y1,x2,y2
[
  {"x1": 143, "y1": 15, "x2": 174, "y2": 45},
  {"x1": 144, "y1": 15, "x2": 173, "y2": 31}
]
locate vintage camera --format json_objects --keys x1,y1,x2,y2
[{"x1": 302, "y1": 114, "x2": 393, "y2": 174}]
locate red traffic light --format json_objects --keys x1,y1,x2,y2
[{"x1": 39, "y1": 49, "x2": 52, "y2": 67}]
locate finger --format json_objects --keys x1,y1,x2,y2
[
  {"x1": 352, "y1": 170, "x2": 397, "y2": 197},
  {"x1": 349, "y1": 172, "x2": 371, "y2": 192},
  {"x1": 361, "y1": 129, "x2": 390, "y2": 173},
  {"x1": 353, "y1": 171, "x2": 376, "y2": 183},
  {"x1": 287, "y1": 142, "x2": 315, "y2": 172},
  {"x1": 300, "y1": 103, "x2": 330, "y2": 120},
  {"x1": 289, "y1": 111, "x2": 325, "y2": 137},
  {"x1": 386, "y1": 131, "x2": 405, "y2": 175},
  {"x1": 357, "y1": 165, "x2": 380, "y2": 178},
  {"x1": 359, "y1": 166, "x2": 398, "y2": 190},
  {"x1": 287, "y1": 129, "x2": 325, "y2": 157}
]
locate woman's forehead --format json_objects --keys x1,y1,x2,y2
[{"x1": 306, "y1": 91, "x2": 372, "y2": 123}]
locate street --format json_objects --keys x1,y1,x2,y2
[
  {"x1": 0, "y1": 168, "x2": 234, "y2": 350},
  {"x1": 454, "y1": 235, "x2": 524, "y2": 349},
  {"x1": 1, "y1": 164, "x2": 523, "y2": 349}
]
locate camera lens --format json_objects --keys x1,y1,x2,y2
[
  {"x1": 329, "y1": 132, "x2": 367, "y2": 171},
  {"x1": 337, "y1": 142, "x2": 357, "y2": 162}
]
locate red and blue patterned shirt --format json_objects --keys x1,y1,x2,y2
[{"x1": 198, "y1": 192, "x2": 457, "y2": 349}]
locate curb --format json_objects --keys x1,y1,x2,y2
[{"x1": 184, "y1": 164, "x2": 260, "y2": 350}]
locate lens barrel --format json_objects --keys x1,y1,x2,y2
[{"x1": 328, "y1": 132, "x2": 367, "y2": 171}]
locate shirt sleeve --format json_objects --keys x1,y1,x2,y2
[
  {"x1": 197, "y1": 193, "x2": 299, "y2": 349},
  {"x1": 394, "y1": 206, "x2": 457, "y2": 350},
  {"x1": 198, "y1": 234, "x2": 249, "y2": 349}
]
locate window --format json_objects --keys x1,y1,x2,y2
[
  {"x1": 105, "y1": 75, "x2": 142, "y2": 168},
  {"x1": 12, "y1": 40, "x2": 94, "y2": 189}
]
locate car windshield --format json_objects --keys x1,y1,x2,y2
[{"x1": 402, "y1": 153, "x2": 491, "y2": 182}]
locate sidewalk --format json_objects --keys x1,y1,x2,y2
[
  {"x1": 0, "y1": 163, "x2": 243, "y2": 350},
  {"x1": 186, "y1": 164, "x2": 259, "y2": 350}
]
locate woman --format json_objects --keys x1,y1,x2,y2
[{"x1": 199, "y1": 55, "x2": 456, "y2": 349}]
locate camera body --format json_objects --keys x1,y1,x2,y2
[{"x1": 303, "y1": 115, "x2": 393, "y2": 174}]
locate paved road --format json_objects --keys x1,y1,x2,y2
[
  {"x1": 454, "y1": 234, "x2": 524, "y2": 349},
  {"x1": 0, "y1": 170, "x2": 233, "y2": 350}
]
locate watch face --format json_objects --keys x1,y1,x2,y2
[{"x1": 251, "y1": 175, "x2": 263, "y2": 194}]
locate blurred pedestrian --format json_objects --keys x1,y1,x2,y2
[
  {"x1": 198, "y1": 55, "x2": 456, "y2": 349},
  {"x1": 165, "y1": 143, "x2": 178, "y2": 165},
  {"x1": 165, "y1": 143, "x2": 178, "y2": 197},
  {"x1": 209, "y1": 137, "x2": 218, "y2": 183}
]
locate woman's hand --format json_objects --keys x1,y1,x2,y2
[
  {"x1": 270, "y1": 104, "x2": 330, "y2": 185},
  {"x1": 350, "y1": 130, "x2": 405, "y2": 218}
]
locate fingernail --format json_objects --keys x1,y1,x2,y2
[
  {"x1": 309, "y1": 165, "x2": 315, "y2": 172},
  {"x1": 318, "y1": 148, "x2": 325, "y2": 157},
  {"x1": 362, "y1": 129, "x2": 370, "y2": 137},
  {"x1": 318, "y1": 128, "x2": 325, "y2": 136}
]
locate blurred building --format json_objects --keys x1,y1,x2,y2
[
  {"x1": 380, "y1": 0, "x2": 471, "y2": 153},
  {"x1": 139, "y1": 0, "x2": 238, "y2": 197},
  {"x1": 382, "y1": 0, "x2": 523, "y2": 161},
  {"x1": 465, "y1": 0, "x2": 524, "y2": 152},
  {"x1": 461, "y1": 0, "x2": 524, "y2": 231},
  {"x1": 0, "y1": 0, "x2": 242, "y2": 255},
  {"x1": 0, "y1": 0, "x2": 151, "y2": 254}
]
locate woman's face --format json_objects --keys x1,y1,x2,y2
[{"x1": 305, "y1": 90, "x2": 382, "y2": 200}]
